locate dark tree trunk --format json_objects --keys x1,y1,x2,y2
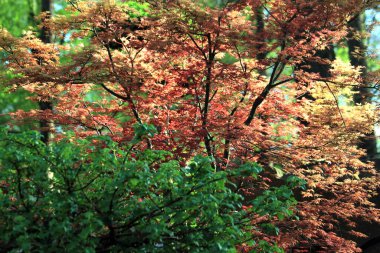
[
  {"x1": 39, "y1": 0, "x2": 53, "y2": 144},
  {"x1": 300, "y1": 47, "x2": 336, "y2": 78},
  {"x1": 295, "y1": 46, "x2": 336, "y2": 119},
  {"x1": 347, "y1": 15, "x2": 378, "y2": 167},
  {"x1": 347, "y1": 14, "x2": 380, "y2": 251}
]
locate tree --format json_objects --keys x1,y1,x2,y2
[{"x1": 1, "y1": 0, "x2": 379, "y2": 251}]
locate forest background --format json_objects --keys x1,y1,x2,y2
[{"x1": 0, "y1": 0, "x2": 380, "y2": 252}]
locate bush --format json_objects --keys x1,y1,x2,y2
[{"x1": 0, "y1": 126, "x2": 303, "y2": 252}]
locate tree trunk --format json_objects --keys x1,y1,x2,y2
[
  {"x1": 347, "y1": 14, "x2": 380, "y2": 252},
  {"x1": 347, "y1": 15, "x2": 378, "y2": 168},
  {"x1": 39, "y1": 0, "x2": 53, "y2": 144}
]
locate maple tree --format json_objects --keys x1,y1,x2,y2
[{"x1": 1, "y1": 0, "x2": 380, "y2": 252}]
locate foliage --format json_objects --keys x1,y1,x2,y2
[
  {"x1": 0, "y1": 0, "x2": 379, "y2": 251},
  {"x1": 0, "y1": 70, "x2": 37, "y2": 130},
  {"x1": 0, "y1": 126, "x2": 302, "y2": 252},
  {"x1": 0, "y1": 0, "x2": 40, "y2": 37},
  {"x1": 0, "y1": 0, "x2": 41, "y2": 129}
]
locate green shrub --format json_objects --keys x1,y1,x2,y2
[{"x1": 0, "y1": 126, "x2": 303, "y2": 252}]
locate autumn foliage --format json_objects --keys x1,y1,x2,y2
[{"x1": 1, "y1": 0, "x2": 380, "y2": 252}]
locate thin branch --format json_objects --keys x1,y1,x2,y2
[
  {"x1": 208, "y1": 89, "x2": 218, "y2": 104},
  {"x1": 114, "y1": 177, "x2": 225, "y2": 231},
  {"x1": 100, "y1": 83, "x2": 128, "y2": 100},
  {"x1": 67, "y1": 0, "x2": 82, "y2": 12},
  {"x1": 73, "y1": 173, "x2": 102, "y2": 192},
  {"x1": 244, "y1": 69, "x2": 291, "y2": 126},
  {"x1": 273, "y1": 77, "x2": 294, "y2": 87},
  {"x1": 323, "y1": 81, "x2": 347, "y2": 128},
  {"x1": 187, "y1": 33, "x2": 207, "y2": 60},
  {"x1": 244, "y1": 38, "x2": 289, "y2": 125}
]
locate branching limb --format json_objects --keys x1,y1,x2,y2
[{"x1": 323, "y1": 81, "x2": 347, "y2": 128}]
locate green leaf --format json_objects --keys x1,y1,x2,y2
[{"x1": 270, "y1": 162, "x2": 284, "y2": 178}]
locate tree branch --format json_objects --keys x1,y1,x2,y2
[
  {"x1": 323, "y1": 81, "x2": 346, "y2": 128},
  {"x1": 100, "y1": 83, "x2": 129, "y2": 100}
]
